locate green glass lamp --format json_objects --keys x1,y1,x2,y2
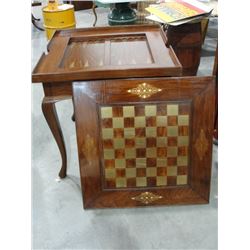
[{"x1": 108, "y1": 2, "x2": 137, "y2": 25}]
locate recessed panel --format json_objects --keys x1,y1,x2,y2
[
  {"x1": 100, "y1": 103, "x2": 191, "y2": 189},
  {"x1": 60, "y1": 34, "x2": 153, "y2": 70},
  {"x1": 60, "y1": 40, "x2": 106, "y2": 69}
]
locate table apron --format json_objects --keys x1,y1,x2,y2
[{"x1": 43, "y1": 82, "x2": 73, "y2": 99}]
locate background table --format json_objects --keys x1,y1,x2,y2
[{"x1": 95, "y1": 0, "x2": 144, "y2": 25}]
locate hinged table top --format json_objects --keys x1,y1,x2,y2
[{"x1": 32, "y1": 24, "x2": 182, "y2": 83}]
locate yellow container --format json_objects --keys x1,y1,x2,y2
[{"x1": 43, "y1": 4, "x2": 76, "y2": 40}]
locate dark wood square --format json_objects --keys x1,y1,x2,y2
[
  {"x1": 137, "y1": 168, "x2": 146, "y2": 177},
  {"x1": 136, "y1": 148, "x2": 146, "y2": 158},
  {"x1": 146, "y1": 138, "x2": 156, "y2": 147},
  {"x1": 146, "y1": 117, "x2": 156, "y2": 126},
  {"x1": 125, "y1": 139, "x2": 135, "y2": 148},
  {"x1": 135, "y1": 128, "x2": 146, "y2": 137},
  {"x1": 146, "y1": 158, "x2": 157, "y2": 167},
  {"x1": 114, "y1": 128, "x2": 124, "y2": 138},
  {"x1": 112, "y1": 106, "x2": 123, "y2": 117},
  {"x1": 168, "y1": 116, "x2": 178, "y2": 126},
  {"x1": 168, "y1": 137, "x2": 178, "y2": 146},
  {"x1": 124, "y1": 117, "x2": 135, "y2": 127},
  {"x1": 157, "y1": 105, "x2": 167, "y2": 116},
  {"x1": 126, "y1": 159, "x2": 136, "y2": 168},
  {"x1": 157, "y1": 127, "x2": 167, "y2": 137}
]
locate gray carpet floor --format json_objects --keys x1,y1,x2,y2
[{"x1": 32, "y1": 5, "x2": 218, "y2": 250}]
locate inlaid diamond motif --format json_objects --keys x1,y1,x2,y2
[
  {"x1": 195, "y1": 129, "x2": 209, "y2": 160},
  {"x1": 127, "y1": 83, "x2": 162, "y2": 99},
  {"x1": 131, "y1": 191, "x2": 163, "y2": 204}
]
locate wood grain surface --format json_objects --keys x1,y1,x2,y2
[
  {"x1": 73, "y1": 76, "x2": 215, "y2": 208},
  {"x1": 32, "y1": 24, "x2": 182, "y2": 83}
]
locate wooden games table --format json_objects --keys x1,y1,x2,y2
[
  {"x1": 32, "y1": 24, "x2": 182, "y2": 178},
  {"x1": 32, "y1": 24, "x2": 215, "y2": 208}
]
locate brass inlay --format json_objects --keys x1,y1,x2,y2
[
  {"x1": 157, "y1": 158, "x2": 167, "y2": 167},
  {"x1": 177, "y1": 175, "x2": 188, "y2": 185},
  {"x1": 156, "y1": 116, "x2": 167, "y2": 126},
  {"x1": 178, "y1": 136, "x2": 189, "y2": 146},
  {"x1": 69, "y1": 61, "x2": 75, "y2": 69},
  {"x1": 167, "y1": 166, "x2": 177, "y2": 176},
  {"x1": 178, "y1": 115, "x2": 189, "y2": 125},
  {"x1": 101, "y1": 107, "x2": 112, "y2": 118},
  {"x1": 156, "y1": 176, "x2": 167, "y2": 186},
  {"x1": 157, "y1": 137, "x2": 167, "y2": 147},
  {"x1": 146, "y1": 167, "x2": 157, "y2": 177},
  {"x1": 126, "y1": 168, "x2": 136, "y2": 178},
  {"x1": 114, "y1": 138, "x2": 125, "y2": 149},
  {"x1": 103, "y1": 149, "x2": 114, "y2": 159},
  {"x1": 146, "y1": 148, "x2": 157, "y2": 158},
  {"x1": 195, "y1": 129, "x2": 209, "y2": 160},
  {"x1": 135, "y1": 138, "x2": 146, "y2": 148},
  {"x1": 115, "y1": 159, "x2": 126, "y2": 168},
  {"x1": 124, "y1": 128, "x2": 135, "y2": 138},
  {"x1": 102, "y1": 128, "x2": 113, "y2": 139},
  {"x1": 84, "y1": 60, "x2": 89, "y2": 67},
  {"x1": 105, "y1": 169, "x2": 116, "y2": 179},
  {"x1": 123, "y1": 106, "x2": 135, "y2": 117},
  {"x1": 167, "y1": 126, "x2": 178, "y2": 136},
  {"x1": 131, "y1": 191, "x2": 163, "y2": 204},
  {"x1": 145, "y1": 105, "x2": 157, "y2": 116},
  {"x1": 167, "y1": 104, "x2": 178, "y2": 115},
  {"x1": 136, "y1": 177, "x2": 147, "y2": 187},
  {"x1": 168, "y1": 147, "x2": 178, "y2": 157},
  {"x1": 136, "y1": 158, "x2": 146, "y2": 168},
  {"x1": 113, "y1": 118, "x2": 124, "y2": 128},
  {"x1": 135, "y1": 117, "x2": 146, "y2": 127},
  {"x1": 125, "y1": 148, "x2": 136, "y2": 158},
  {"x1": 127, "y1": 83, "x2": 162, "y2": 99},
  {"x1": 146, "y1": 127, "x2": 156, "y2": 137},
  {"x1": 177, "y1": 156, "x2": 188, "y2": 166},
  {"x1": 116, "y1": 177, "x2": 126, "y2": 188}
]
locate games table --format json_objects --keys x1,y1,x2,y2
[{"x1": 32, "y1": 24, "x2": 215, "y2": 208}]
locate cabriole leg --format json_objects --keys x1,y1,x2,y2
[{"x1": 42, "y1": 97, "x2": 67, "y2": 178}]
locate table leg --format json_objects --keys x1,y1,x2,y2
[
  {"x1": 92, "y1": 3, "x2": 97, "y2": 27},
  {"x1": 31, "y1": 13, "x2": 45, "y2": 31},
  {"x1": 42, "y1": 97, "x2": 67, "y2": 178},
  {"x1": 213, "y1": 42, "x2": 218, "y2": 142}
]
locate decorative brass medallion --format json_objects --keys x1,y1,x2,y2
[
  {"x1": 131, "y1": 191, "x2": 163, "y2": 204},
  {"x1": 195, "y1": 129, "x2": 209, "y2": 160},
  {"x1": 127, "y1": 83, "x2": 162, "y2": 99}
]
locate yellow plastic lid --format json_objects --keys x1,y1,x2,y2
[{"x1": 43, "y1": 4, "x2": 74, "y2": 12}]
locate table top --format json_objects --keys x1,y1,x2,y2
[{"x1": 32, "y1": 24, "x2": 182, "y2": 83}]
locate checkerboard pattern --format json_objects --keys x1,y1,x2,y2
[{"x1": 100, "y1": 103, "x2": 190, "y2": 189}]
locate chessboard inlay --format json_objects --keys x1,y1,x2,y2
[{"x1": 100, "y1": 103, "x2": 190, "y2": 189}]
